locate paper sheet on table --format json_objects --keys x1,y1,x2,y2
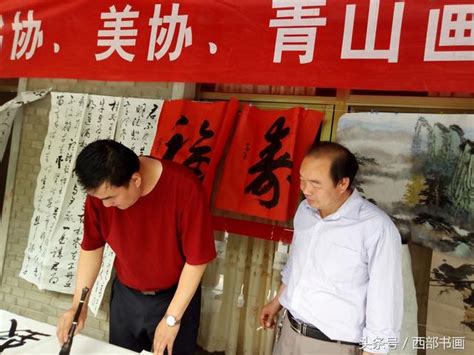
[
  {"x1": 1, "y1": 310, "x2": 137, "y2": 354},
  {"x1": 6, "y1": 335, "x2": 138, "y2": 354}
]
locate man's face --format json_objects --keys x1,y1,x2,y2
[
  {"x1": 299, "y1": 156, "x2": 348, "y2": 215},
  {"x1": 89, "y1": 177, "x2": 141, "y2": 210}
]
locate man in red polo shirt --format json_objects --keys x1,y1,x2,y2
[{"x1": 57, "y1": 139, "x2": 216, "y2": 355}]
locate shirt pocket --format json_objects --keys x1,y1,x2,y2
[{"x1": 316, "y1": 240, "x2": 366, "y2": 286}]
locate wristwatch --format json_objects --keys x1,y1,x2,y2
[{"x1": 165, "y1": 314, "x2": 180, "y2": 327}]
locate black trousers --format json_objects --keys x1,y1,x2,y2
[{"x1": 109, "y1": 278, "x2": 201, "y2": 354}]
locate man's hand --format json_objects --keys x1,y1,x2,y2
[
  {"x1": 56, "y1": 306, "x2": 87, "y2": 345},
  {"x1": 153, "y1": 318, "x2": 180, "y2": 355},
  {"x1": 260, "y1": 298, "x2": 282, "y2": 329},
  {"x1": 362, "y1": 352, "x2": 377, "y2": 355}
]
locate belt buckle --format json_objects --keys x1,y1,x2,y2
[
  {"x1": 295, "y1": 322, "x2": 302, "y2": 334},
  {"x1": 294, "y1": 320, "x2": 307, "y2": 336},
  {"x1": 141, "y1": 290, "x2": 156, "y2": 296},
  {"x1": 301, "y1": 324, "x2": 307, "y2": 336}
]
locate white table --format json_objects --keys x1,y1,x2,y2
[{"x1": 1, "y1": 310, "x2": 152, "y2": 354}]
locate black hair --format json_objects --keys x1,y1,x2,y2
[
  {"x1": 306, "y1": 142, "x2": 358, "y2": 187},
  {"x1": 74, "y1": 139, "x2": 139, "y2": 190}
]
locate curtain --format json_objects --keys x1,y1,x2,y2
[{"x1": 199, "y1": 232, "x2": 284, "y2": 354}]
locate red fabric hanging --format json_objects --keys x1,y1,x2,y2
[
  {"x1": 215, "y1": 105, "x2": 322, "y2": 221},
  {"x1": 151, "y1": 98, "x2": 238, "y2": 197}
]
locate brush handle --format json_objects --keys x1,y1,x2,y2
[{"x1": 72, "y1": 287, "x2": 89, "y2": 328}]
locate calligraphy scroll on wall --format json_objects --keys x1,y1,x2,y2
[
  {"x1": 21, "y1": 93, "x2": 120, "y2": 292},
  {"x1": 0, "y1": 90, "x2": 50, "y2": 162},
  {"x1": 150, "y1": 98, "x2": 238, "y2": 196},
  {"x1": 215, "y1": 105, "x2": 323, "y2": 221},
  {"x1": 20, "y1": 93, "x2": 163, "y2": 299}
]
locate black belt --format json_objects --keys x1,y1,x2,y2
[
  {"x1": 287, "y1": 311, "x2": 360, "y2": 347},
  {"x1": 116, "y1": 278, "x2": 177, "y2": 296},
  {"x1": 140, "y1": 290, "x2": 162, "y2": 296},
  {"x1": 138, "y1": 285, "x2": 177, "y2": 296}
]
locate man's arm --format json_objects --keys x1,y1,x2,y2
[
  {"x1": 362, "y1": 220, "x2": 403, "y2": 354},
  {"x1": 56, "y1": 246, "x2": 104, "y2": 345},
  {"x1": 152, "y1": 262, "x2": 208, "y2": 355}
]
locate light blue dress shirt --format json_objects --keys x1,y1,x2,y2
[{"x1": 279, "y1": 189, "x2": 403, "y2": 353}]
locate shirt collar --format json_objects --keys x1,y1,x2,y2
[{"x1": 303, "y1": 188, "x2": 363, "y2": 221}]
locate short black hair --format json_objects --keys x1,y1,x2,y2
[
  {"x1": 306, "y1": 142, "x2": 358, "y2": 187},
  {"x1": 74, "y1": 139, "x2": 139, "y2": 190}
]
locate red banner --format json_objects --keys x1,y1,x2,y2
[
  {"x1": 151, "y1": 98, "x2": 238, "y2": 196},
  {"x1": 215, "y1": 105, "x2": 323, "y2": 222},
  {"x1": 0, "y1": 1, "x2": 473, "y2": 92}
]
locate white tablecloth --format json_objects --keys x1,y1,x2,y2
[{"x1": 0, "y1": 310, "x2": 152, "y2": 354}]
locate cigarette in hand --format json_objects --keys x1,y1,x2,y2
[{"x1": 256, "y1": 326, "x2": 264, "y2": 331}]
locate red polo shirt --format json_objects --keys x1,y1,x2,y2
[{"x1": 81, "y1": 160, "x2": 216, "y2": 291}]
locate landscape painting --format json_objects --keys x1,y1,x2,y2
[
  {"x1": 337, "y1": 113, "x2": 473, "y2": 259},
  {"x1": 427, "y1": 251, "x2": 474, "y2": 354}
]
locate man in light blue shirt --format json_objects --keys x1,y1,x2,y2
[{"x1": 260, "y1": 142, "x2": 403, "y2": 354}]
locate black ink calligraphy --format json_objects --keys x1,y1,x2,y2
[{"x1": 244, "y1": 116, "x2": 292, "y2": 209}]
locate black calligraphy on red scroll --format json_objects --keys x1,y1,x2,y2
[
  {"x1": 150, "y1": 98, "x2": 238, "y2": 197},
  {"x1": 215, "y1": 105, "x2": 323, "y2": 222}
]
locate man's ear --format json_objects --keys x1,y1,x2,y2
[
  {"x1": 130, "y1": 172, "x2": 142, "y2": 188},
  {"x1": 338, "y1": 177, "x2": 350, "y2": 193}
]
